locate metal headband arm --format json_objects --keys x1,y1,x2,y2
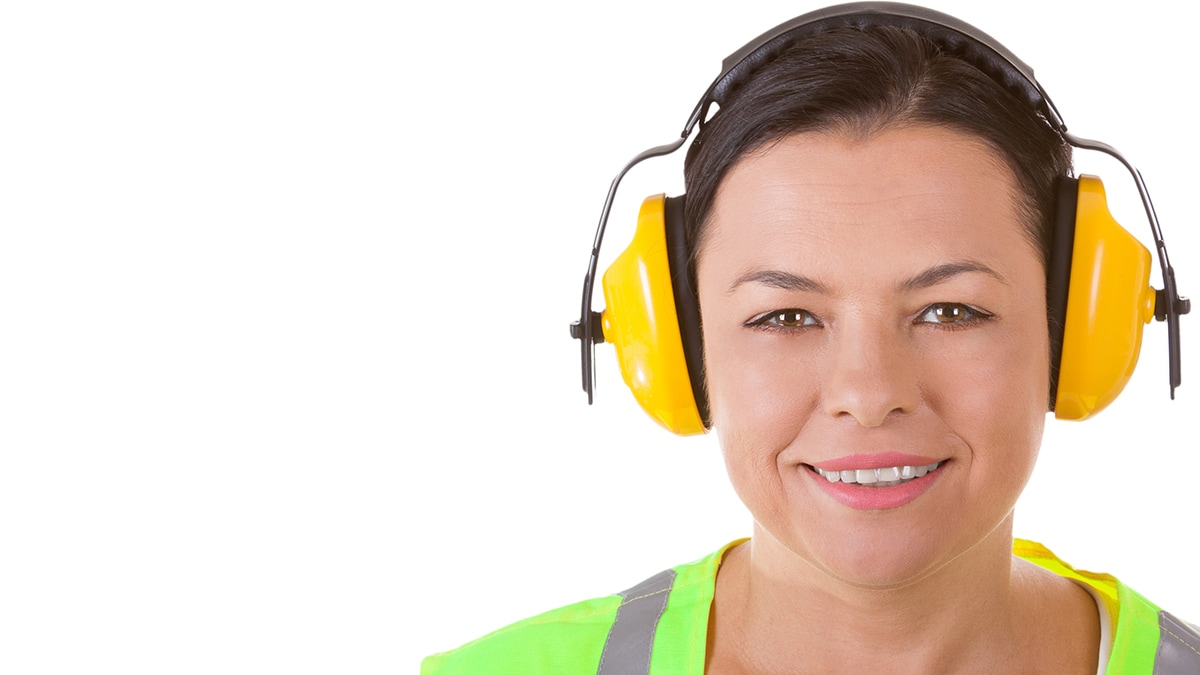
[
  {"x1": 1065, "y1": 132, "x2": 1191, "y2": 396},
  {"x1": 570, "y1": 136, "x2": 689, "y2": 402}
]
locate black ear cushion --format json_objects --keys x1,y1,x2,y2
[
  {"x1": 664, "y1": 195, "x2": 710, "y2": 427},
  {"x1": 1046, "y1": 176, "x2": 1078, "y2": 410}
]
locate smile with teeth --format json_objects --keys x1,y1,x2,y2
[{"x1": 810, "y1": 461, "x2": 946, "y2": 487}]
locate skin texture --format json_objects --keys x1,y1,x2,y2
[{"x1": 697, "y1": 126, "x2": 1099, "y2": 673}]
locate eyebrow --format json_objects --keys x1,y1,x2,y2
[
  {"x1": 727, "y1": 260, "x2": 1008, "y2": 295},
  {"x1": 899, "y1": 261, "x2": 1010, "y2": 291},
  {"x1": 728, "y1": 270, "x2": 831, "y2": 295}
]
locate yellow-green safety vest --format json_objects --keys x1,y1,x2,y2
[{"x1": 423, "y1": 539, "x2": 1200, "y2": 674}]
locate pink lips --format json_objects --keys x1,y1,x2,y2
[{"x1": 806, "y1": 453, "x2": 947, "y2": 511}]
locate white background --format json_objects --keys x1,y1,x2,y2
[{"x1": 1, "y1": 1, "x2": 1196, "y2": 673}]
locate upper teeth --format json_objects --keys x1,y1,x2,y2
[{"x1": 813, "y1": 461, "x2": 945, "y2": 487}]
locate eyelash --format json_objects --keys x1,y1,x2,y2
[
  {"x1": 744, "y1": 303, "x2": 993, "y2": 332},
  {"x1": 744, "y1": 308, "x2": 822, "y2": 332},
  {"x1": 914, "y1": 303, "x2": 994, "y2": 330}
]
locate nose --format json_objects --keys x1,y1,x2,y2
[{"x1": 820, "y1": 321, "x2": 919, "y2": 427}]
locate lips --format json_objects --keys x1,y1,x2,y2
[
  {"x1": 811, "y1": 461, "x2": 946, "y2": 487},
  {"x1": 803, "y1": 455, "x2": 949, "y2": 510}
]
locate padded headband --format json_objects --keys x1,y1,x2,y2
[{"x1": 682, "y1": 2, "x2": 1065, "y2": 140}]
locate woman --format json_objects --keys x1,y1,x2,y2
[{"x1": 424, "y1": 4, "x2": 1195, "y2": 673}]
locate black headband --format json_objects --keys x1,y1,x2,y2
[{"x1": 686, "y1": 2, "x2": 1063, "y2": 139}]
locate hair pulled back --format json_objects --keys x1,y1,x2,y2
[{"x1": 682, "y1": 25, "x2": 1072, "y2": 265}]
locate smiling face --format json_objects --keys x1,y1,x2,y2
[{"x1": 697, "y1": 125, "x2": 1050, "y2": 587}]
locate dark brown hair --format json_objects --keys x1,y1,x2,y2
[{"x1": 682, "y1": 25, "x2": 1072, "y2": 265}]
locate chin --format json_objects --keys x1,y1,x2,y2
[{"x1": 758, "y1": 501, "x2": 1014, "y2": 591}]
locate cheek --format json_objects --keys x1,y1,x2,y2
[
  {"x1": 704, "y1": 323, "x2": 817, "y2": 446},
  {"x1": 712, "y1": 412, "x2": 807, "y2": 532},
  {"x1": 704, "y1": 324, "x2": 818, "y2": 506},
  {"x1": 921, "y1": 320, "x2": 1049, "y2": 481},
  {"x1": 923, "y1": 337, "x2": 1047, "y2": 419}
]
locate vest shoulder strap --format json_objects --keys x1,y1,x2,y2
[
  {"x1": 596, "y1": 568, "x2": 675, "y2": 675},
  {"x1": 1154, "y1": 610, "x2": 1200, "y2": 674}
]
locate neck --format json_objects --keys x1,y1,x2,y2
[{"x1": 707, "y1": 515, "x2": 1085, "y2": 674}]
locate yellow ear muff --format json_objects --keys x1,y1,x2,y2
[
  {"x1": 600, "y1": 195, "x2": 706, "y2": 435},
  {"x1": 1054, "y1": 175, "x2": 1157, "y2": 420}
]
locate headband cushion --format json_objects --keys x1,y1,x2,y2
[{"x1": 701, "y1": 2, "x2": 1058, "y2": 134}]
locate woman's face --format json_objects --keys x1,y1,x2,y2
[{"x1": 697, "y1": 125, "x2": 1050, "y2": 587}]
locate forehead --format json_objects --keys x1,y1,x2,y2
[{"x1": 698, "y1": 125, "x2": 1038, "y2": 281}]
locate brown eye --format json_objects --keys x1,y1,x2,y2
[
  {"x1": 746, "y1": 308, "x2": 820, "y2": 330},
  {"x1": 916, "y1": 303, "x2": 992, "y2": 326}
]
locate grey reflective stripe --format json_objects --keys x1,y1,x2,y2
[
  {"x1": 596, "y1": 568, "x2": 676, "y2": 675},
  {"x1": 1155, "y1": 611, "x2": 1200, "y2": 674}
]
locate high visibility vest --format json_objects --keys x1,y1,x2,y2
[{"x1": 422, "y1": 540, "x2": 1200, "y2": 674}]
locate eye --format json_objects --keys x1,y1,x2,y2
[
  {"x1": 915, "y1": 303, "x2": 993, "y2": 328},
  {"x1": 745, "y1": 308, "x2": 821, "y2": 331}
]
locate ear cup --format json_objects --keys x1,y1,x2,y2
[
  {"x1": 1054, "y1": 175, "x2": 1157, "y2": 420},
  {"x1": 600, "y1": 194, "x2": 707, "y2": 435}
]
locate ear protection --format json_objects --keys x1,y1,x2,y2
[{"x1": 570, "y1": 2, "x2": 1190, "y2": 434}]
